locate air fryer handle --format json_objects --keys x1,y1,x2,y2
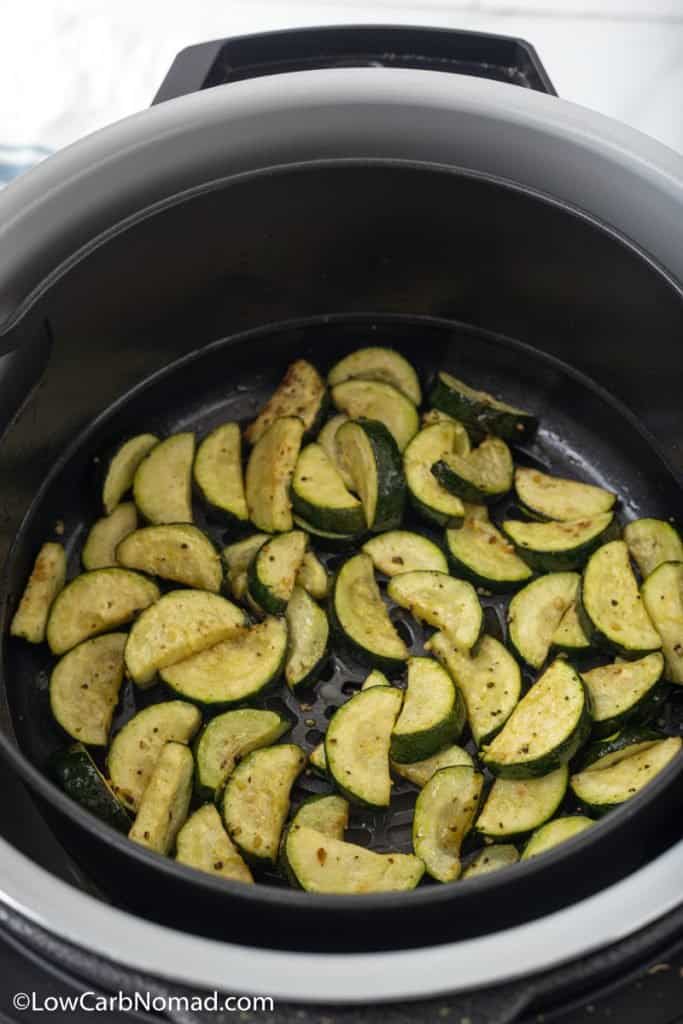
[{"x1": 153, "y1": 24, "x2": 556, "y2": 104}]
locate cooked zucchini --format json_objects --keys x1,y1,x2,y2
[
  {"x1": 570, "y1": 736, "x2": 681, "y2": 815},
  {"x1": 624, "y1": 518, "x2": 683, "y2": 578},
  {"x1": 317, "y1": 413, "x2": 353, "y2": 489},
  {"x1": 579, "y1": 541, "x2": 662, "y2": 658},
  {"x1": 176, "y1": 804, "x2": 253, "y2": 883},
  {"x1": 390, "y1": 657, "x2": 465, "y2": 763},
  {"x1": 331, "y1": 553, "x2": 409, "y2": 669},
  {"x1": 482, "y1": 659, "x2": 590, "y2": 778},
  {"x1": 462, "y1": 845, "x2": 519, "y2": 878},
  {"x1": 445, "y1": 506, "x2": 532, "y2": 592},
  {"x1": 403, "y1": 421, "x2": 468, "y2": 527},
  {"x1": 552, "y1": 601, "x2": 591, "y2": 654},
  {"x1": 514, "y1": 468, "x2": 615, "y2": 522},
  {"x1": 102, "y1": 434, "x2": 159, "y2": 515},
  {"x1": 421, "y1": 408, "x2": 460, "y2": 427},
  {"x1": 582, "y1": 652, "x2": 665, "y2": 736},
  {"x1": 575, "y1": 727, "x2": 664, "y2": 773},
  {"x1": 247, "y1": 530, "x2": 308, "y2": 614},
  {"x1": 328, "y1": 347, "x2": 422, "y2": 405},
  {"x1": 50, "y1": 633, "x2": 126, "y2": 746},
  {"x1": 161, "y1": 617, "x2": 287, "y2": 706},
  {"x1": 285, "y1": 824, "x2": 423, "y2": 893},
  {"x1": 245, "y1": 416, "x2": 304, "y2": 533},
  {"x1": 193, "y1": 422, "x2": 248, "y2": 523},
  {"x1": 475, "y1": 767, "x2": 568, "y2": 839},
  {"x1": 331, "y1": 379, "x2": 418, "y2": 453},
  {"x1": 47, "y1": 569, "x2": 159, "y2": 656},
  {"x1": 133, "y1": 433, "x2": 194, "y2": 524},
  {"x1": 291, "y1": 443, "x2": 365, "y2": 534},
  {"x1": 290, "y1": 794, "x2": 349, "y2": 839},
  {"x1": 508, "y1": 572, "x2": 579, "y2": 669},
  {"x1": 362, "y1": 669, "x2": 390, "y2": 689},
  {"x1": 363, "y1": 531, "x2": 447, "y2": 576},
  {"x1": 387, "y1": 571, "x2": 482, "y2": 653},
  {"x1": 429, "y1": 370, "x2": 537, "y2": 443},
  {"x1": 285, "y1": 586, "x2": 329, "y2": 690},
  {"x1": 124, "y1": 590, "x2": 246, "y2": 687},
  {"x1": 245, "y1": 360, "x2": 326, "y2": 446},
  {"x1": 293, "y1": 515, "x2": 363, "y2": 548},
  {"x1": 296, "y1": 550, "x2": 329, "y2": 600},
  {"x1": 432, "y1": 436, "x2": 513, "y2": 504},
  {"x1": 336, "y1": 419, "x2": 405, "y2": 532},
  {"x1": 49, "y1": 743, "x2": 131, "y2": 833},
  {"x1": 222, "y1": 744, "x2": 306, "y2": 863},
  {"x1": 128, "y1": 742, "x2": 193, "y2": 854},
  {"x1": 325, "y1": 686, "x2": 403, "y2": 807},
  {"x1": 521, "y1": 816, "x2": 593, "y2": 860},
  {"x1": 308, "y1": 741, "x2": 328, "y2": 776},
  {"x1": 502, "y1": 513, "x2": 616, "y2": 572},
  {"x1": 222, "y1": 533, "x2": 268, "y2": 600},
  {"x1": 427, "y1": 632, "x2": 521, "y2": 746},
  {"x1": 413, "y1": 766, "x2": 483, "y2": 882},
  {"x1": 116, "y1": 524, "x2": 222, "y2": 592},
  {"x1": 10, "y1": 542, "x2": 66, "y2": 643},
  {"x1": 82, "y1": 503, "x2": 137, "y2": 570},
  {"x1": 194, "y1": 708, "x2": 290, "y2": 801},
  {"x1": 641, "y1": 561, "x2": 683, "y2": 683},
  {"x1": 108, "y1": 700, "x2": 201, "y2": 812},
  {"x1": 391, "y1": 744, "x2": 473, "y2": 787}
]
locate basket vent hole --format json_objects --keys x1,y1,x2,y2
[
  {"x1": 345, "y1": 827, "x2": 372, "y2": 848},
  {"x1": 306, "y1": 728, "x2": 324, "y2": 745},
  {"x1": 386, "y1": 822, "x2": 412, "y2": 848},
  {"x1": 389, "y1": 610, "x2": 415, "y2": 648},
  {"x1": 318, "y1": 658, "x2": 337, "y2": 684},
  {"x1": 324, "y1": 704, "x2": 338, "y2": 721},
  {"x1": 341, "y1": 680, "x2": 361, "y2": 696}
]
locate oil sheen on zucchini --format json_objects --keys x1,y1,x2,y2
[
  {"x1": 331, "y1": 379, "x2": 419, "y2": 453},
  {"x1": 116, "y1": 523, "x2": 223, "y2": 592},
  {"x1": 245, "y1": 416, "x2": 304, "y2": 533},
  {"x1": 507, "y1": 572, "x2": 579, "y2": 669},
  {"x1": 335, "y1": 419, "x2": 406, "y2": 532},
  {"x1": 325, "y1": 687, "x2": 403, "y2": 807},
  {"x1": 327, "y1": 346, "x2": 422, "y2": 405},
  {"x1": 50, "y1": 633, "x2": 126, "y2": 746},
  {"x1": 413, "y1": 766, "x2": 483, "y2": 882},
  {"x1": 429, "y1": 370, "x2": 537, "y2": 443},
  {"x1": 331, "y1": 553, "x2": 409, "y2": 669},
  {"x1": 244, "y1": 360, "x2": 326, "y2": 446},
  {"x1": 193, "y1": 422, "x2": 249, "y2": 523},
  {"x1": 432, "y1": 436, "x2": 513, "y2": 504},
  {"x1": 514, "y1": 468, "x2": 615, "y2": 522},
  {"x1": 10, "y1": 542, "x2": 66, "y2": 644},
  {"x1": 194, "y1": 708, "x2": 291, "y2": 802},
  {"x1": 102, "y1": 433, "x2": 159, "y2": 515},
  {"x1": 391, "y1": 744, "x2": 473, "y2": 788},
  {"x1": 363, "y1": 530, "x2": 447, "y2": 576},
  {"x1": 247, "y1": 530, "x2": 308, "y2": 614},
  {"x1": 291, "y1": 443, "x2": 365, "y2": 534},
  {"x1": 49, "y1": 743, "x2": 131, "y2": 833},
  {"x1": 390, "y1": 657, "x2": 465, "y2": 763},
  {"x1": 387, "y1": 571, "x2": 482, "y2": 652},
  {"x1": 475, "y1": 767, "x2": 568, "y2": 839},
  {"x1": 403, "y1": 421, "x2": 468, "y2": 526},
  {"x1": 445, "y1": 505, "x2": 532, "y2": 592},
  {"x1": 521, "y1": 816, "x2": 593, "y2": 859},
  {"x1": 641, "y1": 561, "x2": 683, "y2": 683},
  {"x1": 285, "y1": 825, "x2": 424, "y2": 893},
  {"x1": 570, "y1": 737, "x2": 681, "y2": 815},
  {"x1": 128, "y1": 741, "x2": 194, "y2": 855},
  {"x1": 285, "y1": 586, "x2": 329, "y2": 690},
  {"x1": 133, "y1": 433, "x2": 195, "y2": 524},
  {"x1": 176, "y1": 804, "x2": 253, "y2": 883},
  {"x1": 82, "y1": 503, "x2": 137, "y2": 570},
  {"x1": 581, "y1": 652, "x2": 665, "y2": 736},
  {"x1": 502, "y1": 513, "x2": 616, "y2": 573},
  {"x1": 624, "y1": 518, "x2": 683, "y2": 578}
]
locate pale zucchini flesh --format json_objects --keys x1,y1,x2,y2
[
  {"x1": 362, "y1": 530, "x2": 447, "y2": 576},
  {"x1": 296, "y1": 550, "x2": 329, "y2": 600},
  {"x1": 580, "y1": 541, "x2": 662, "y2": 657},
  {"x1": 413, "y1": 766, "x2": 483, "y2": 882},
  {"x1": 390, "y1": 656, "x2": 464, "y2": 763},
  {"x1": 133, "y1": 433, "x2": 195, "y2": 524},
  {"x1": 247, "y1": 530, "x2": 308, "y2": 614},
  {"x1": 391, "y1": 744, "x2": 473, "y2": 788},
  {"x1": 325, "y1": 687, "x2": 403, "y2": 807},
  {"x1": 128, "y1": 742, "x2": 193, "y2": 854},
  {"x1": 552, "y1": 601, "x2": 591, "y2": 653},
  {"x1": 332, "y1": 553, "x2": 409, "y2": 669},
  {"x1": 403, "y1": 421, "x2": 468, "y2": 526},
  {"x1": 362, "y1": 669, "x2": 390, "y2": 689},
  {"x1": 508, "y1": 572, "x2": 579, "y2": 669},
  {"x1": 245, "y1": 416, "x2": 304, "y2": 533},
  {"x1": 445, "y1": 506, "x2": 531, "y2": 592},
  {"x1": 335, "y1": 419, "x2": 405, "y2": 533},
  {"x1": 432, "y1": 436, "x2": 514, "y2": 504},
  {"x1": 11, "y1": 542, "x2": 66, "y2": 644},
  {"x1": 285, "y1": 824, "x2": 423, "y2": 893},
  {"x1": 50, "y1": 633, "x2": 126, "y2": 746},
  {"x1": 102, "y1": 434, "x2": 159, "y2": 515},
  {"x1": 116, "y1": 523, "x2": 222, "y2": 592},
  {"x1": 289, "y1": 794, "x2": 349, "y2": 839},
  {"x1": 285, "y1": 585, "x2": 329, "y2": 689},
  {"x1": 194, "y1": 708, "x2": 291, "y2": 800},
  {"x1": 291, "y1": 443, "x2": 364, "y2": 534},
  {"x1": 327, "y1": 347, "x2": 422, "y2": 405},
  {"x1": 176, "y1": 804, "x2": 253, "y2": 883},
  {"x1": 570, "y1": 737, "x2": 682, "y2": 814},
  {"x1": 245, "y1": 360, "x2": 326, "y2": 446},
  {"x1": 581, "y1": 652, "x2": 664, "y2": 735},
  {"x1": 475, "y1": 767, "x2": 568, "y2": 839},
  {"x1": 641, "y1": 561, "x2": 683, "y2": 683},
  {"x1": 521, "y1": 816, "x2": 593, "y2": 859},
  {"x1": 331, "y1": 379, "x2": 419, "y2": 453},
  {"x1": 193, "y1": 422, "x2": 248, "y2": 522},
  {"x1": 462, "y1": 845, "x2": 519, "y2": 878},
  {"x1": 387, "y1": 571, "x2": 483, "y2": 653},
  {"x1": 82, "y1": 503, "x2": 137, "y2": 570},
  {"x1": 503, "y1": 513, "x2": 616, "y2": 573},
  {"x1": 317, "y1": 413, "x2": 353, "y2": 489},
  {"x1": 624, "y1": 518, "x2": 683, "y2": 579},
  {"x1": 222, "y1": 533, "x2": 268, "y2": 600},
  {"x1": 514, "y1": 468, "x2": 615, "y2": 522}
]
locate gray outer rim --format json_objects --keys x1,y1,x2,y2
[
  {"x1": 0, "y1": 833, "x2": 680, "y2": 1002},
  {"x1": 0, "y1": 67, "x2": 682, "y2": 338}
]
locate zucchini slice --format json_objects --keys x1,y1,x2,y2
[
  {"x1": 325, "y1": 686, "x2": 403, "y2": 807},
  {"x1": 193, "y1": 422, "x2": 248, "y2": 523},
  {"x1": 116, "y1": 524, "x2": 222, "y2": 592},
  {"x1": 432, "y1": 436, "x2": 513, "y2": 504},
  {"x1": 331, "y1": 379, "x2": 419, "y2": 453},
  {"x1": 296, "y1": 550, "x2": 329, "y2": 601},
  {"x1": 582, "y1": 652, "x2": 665, "y2": 736},
  {"x1": 222, "y1": 744, "x2": 306, "y2": 864},
  {"x1": 429, "y1": 370, "x2": 537, "y2": 443},
  {"x1": 124, "y1": 590, "x2": 246, "y2": 687},
  {"x1": 328, "y1": 346, "x2": 422, "y2": 405},
  {"x1": 521, "y1": 816, "x2": 593, "y2": 860},
  {"x1": 390, "y1": 656, "x2": 465, "y2": 763},
  {"x1": 194, "y1": 708, "x2": 290, "y2": 802},
  {"x1": 514, "y1": 468, "x2": 615, "y2": 522},
  {"x1": 102, "y1": 434, "x2": 159, "y2": 515},
  {"x1": 391, "y1": 744, "x2": 473, "y2": 788},
  {"x1": 161, "y1": 616, "x2": 287, "y2": 706},
  {"x1": 575, "y1": 727, "x2": 664, "y2": 773},
  {"x1": 427, "y1": 632, "x2": 521, "y2": 746},
  {"x1": 579, "y1": 540, "x2": 662, "y2": 658},
  {"x1": 247, "y1": 530, "x2": 308, "y2": 614},
  {"x1": 502, "y1": 513, "x2": 616, "y2": 573},
  {"x1": 10, "y1": 542, "x2": 66, "y2": 643},
  {"x1": 82, "y1": 503, "x2": 137, "y2": 570},
  {"x1": 475, "y1": 767, "x2": 568, "y2": 839},
  {"x1": 285, "y1": 586, "x2": 329, "y2": 690},
  {"x1": 285, "y1": 825, "x2": 423, "y2": 893},
  {"x1": 462, "y1": 845, "x2": 519, "y2": 878},
  {"x1": 508, "y1": 572, "x2": 579, "y2": 669},
  {"x1": 291, "y1": 444, "x2": 365, "y2": 534},
  {"x1": 128, "y1": 742, "x2": 193, "y2": 855},
  {"x1": 293, "y1": 515, "x2": 363, "y2": 548},
  {"x1": 108, "y1": 700, "x2": 202, "y2": 812},
  {"x1": 336, "y1": 419, "x2": 406, "y2": 532},
  {"x1": 290, "y1": 794, "x2": 350, "y2": 839},
  {"x1": 331, "y1": 554, "x2": 409, "y2": 669},
  {"x1": 481, "y1": 659, "x2": 590, "y2": 778},
  {"x1": 47, "y1": 569, "x2": 159, "y2": 656},
  {"x1": 362, "y1": 668, "x2": 390, "y2": 689},
  {"x1": 570, "y1": 737, "x2": 681, "y2": 815},
  {"x1": 176, "y1": 804, "x2": 253, "y2": 883},
  {"x1": 387, "y1": 571, "x2": 483, "y2": 653},
  {"x1": 624, "y1": 518, "x2": 683, "y2": 579},
  {"x1": 244, "y1": 360, "x2": 326, "y2": 446},
  {"x1": 317, "y1": 413, "x2": 354, "y2": 489},
  {"x1": 641, "y1": 561, "x2": 683, "y2": 683},
  {"x1": 552, "y1": 601, "x2": 591, "y2": 654},
  {"x1": 133, "y1": 433, "x2": 195, "y2": 524},
  {"x1": 222, "y1": 533, "x2": 268, "y2": 600},
  {"x1": 308, "y1": 741, "x2": 329, "y2": 776},
  {"x1": 245, "y1": 416, "x2": 304, "y2": 533},
  {"x1": 49, "y1": 743, "x2": 131, "y2": 833},
  {"x1": 445, "y1": 506, "x2": 532, "y2": 592},
  {"x1": 362, "y1": 530, "x2": 448, "y2": 576},
  {"x1": 403, "y1": 421, "x2": 468, "y2": 527},
  {"x1": 413, "y1": 766, "x2": 483, "y2": 883},
  {"x1": 50, "y1": 633, "x2": 126, "y2": 746}
]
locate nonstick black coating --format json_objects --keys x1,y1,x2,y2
[{"x1": 1, "y1": 314, "x2": 682, "y2": 951}]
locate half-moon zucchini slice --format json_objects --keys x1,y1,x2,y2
[
  {"x1": 391, "y1": 744, "x2": 473, "y2": 788},
  {"x1": 82, "y1": 503, "x2": 137, "y2": 570},
  {"x1": 641, "y1": 561, "x2": 683, "y2": 683},
  {"x1": 514, "y1": 468, "x2": 615, "y2": 522},
  {"x1": 285, "y1": 825, "x2": 424, "y2": 893},
  {"x1": 194, "y1": 708, "x2": 291, "y2": 802},
  {"x1": 291, "y1": 443, "x2": 365, "y2": 534},
  {"x1": 475, "y1": 767, "x2": 568, "y2": 839},
  {"x1": 128, "y1": 741, "x2": 194, "y2": 855},
  {"x1": 289, "y1": 794, "x2": 350, "y2": 839},
  {"x1": 325, "y1": 686, "x2": 403, "y2": 807},
  {"x1": 403, "y1": 421, "x2": 468, "y2": 527},
  {"x1": 133, "y1": 432, "x2": 195, "y2": 524},
  {"x1": 508, "y1": 572, "x2": 579, "y2": 669},
  {"x1": 116, "y1": 523, "x2": 222, "y2": 592},
  {"x1": 317, "y1": 413, "x2": 353, "y2": 489},
  {"x1": 624, "y1": 518, "x2": 683, "y2": 579},
  {"x1": 575, "y1": 726, "x2": 665, "y2": 773},
  {"x1": 570, "y1": 736, "x2": 681, "y2": 815},
  {"x1": 432, "y1": 436, "x2": 513, "y2": 504},
  {"x1": 429, "y1": 370, "x2": 537, "y2": 443},
  {"x1": 462, "y1": 845, "x2": 519, "y2": 878},
  {"x1": 413, "y1": 766, "x2": 483, "y2": 882},
  {"x1": 285, "y1": 586, "x2": 329, "y2": 690},
  {"x1": 552, "y1": 600, "x2": 591, "y2": 654},
  {"x1": 387, "y1": 571, "x2": 482, "y2": 652},
  {"x1": 390, "y1": 656, "x2": 465, "y2": 763},
  {"x1": 245, "y1": 416, "x2": 304, "y2": 533},
  {"x1": 521, "y1": 816, "x2": 593, "y2": 860},
  {"x1": 335, "y1": 419, "x2": 406, "y2": 532},
  {"x1": 331, "y1": 553, "x2": 409, "y2": 669},
  {"x1": 102, "y1": 434, "x2": 159, "y2": 515},
  {"x1": 222, "y1": 533, "x2": 268, "y2": 601},
  {"x1": 296, "y1": 550, "x2": 329, "y2": 601},
  {"x1": 581, "y1": 652, "x2": 665, "y2": 736},
  {"x1": 176, "y1": 804, "x2": 253, "y2": 883},
  {"x1": 50, "y1": 633, "x2": 126, "y2": 746},
  {"x1": 247, "y1": 530, "x2": 308, "y2": 614},
  {"x1": 362, "y1": 530, "x2": 447, "y2": 576},
  {"x1": 10, "y1": 542, "x2": 66, "y2": 644},
  {"x1": 328, "y1": 346, "x2": 422, "y2": 405},
  {"x1": 244, "y1": 360, "x2": 326, "y2": 446},
  {"x1": 502, "y1": 512, "x2": 616, "y2": 572},
  {"x1": 445, "y1": 505, "x2": 532, "y2": 592},
  {"x1": 331, "y1": 379, "x2": 419, "y2": 453},
  {"x1": 49, "y1": 743, "x2": 131, "y2": 833},
  {"x1": 193, "y1": 422, "x2": 248, "y2": 523}
]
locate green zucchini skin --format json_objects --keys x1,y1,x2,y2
[
  {"x1": 49, "y1": 743, "x2": 131, "y2": 833},
  {"x1": 429, "y1": 371, "x2": 537, "y2": 443},
  {"x1": 581, "y1": 653, "x2": 666, "y2": 738},
  {"x1": 573, "y1": 726, "x2": 665, "y2": 773},
  {"x1": 192, "y1": 422, "x2": 249, "y2": 524},
  {"x1": 327, "y1": 347, "x2": 422, "y2": 405},
  {"x1": 521, "y1": 816, "x2": 593, "y2": 860},
  {"x1": 389, "y1": 657, "x2": 466, "y2": 764},
  {"x1": 193, "y1": 708, "x2": 291, "y2": 803},
  {"x1": 502, "y1": 513, "x2": 619, "y2": 573},
  {"x1": 330, "y1": 555, "x2": 409, "y2": 671},
  {"x1": 247, "y1": 531, "x2": 307, "y2": 615},
  {"x1": 484, "y1": 700, "x2": 591, "y2": 779},
  {"x1": 292, "y1": 515, "x2": 366, "y2": 550},
  {"x1": 337, "y1": 418, "x2": 406, "y2": 533},
  {"x1": 290, "y1": 444, "x2": 365, "y2": 535},
  {"x1": 444, "y1": 510, "x2": 532, "y2": 593},
  {"x1": 624, "y1": 518, "x2": 683, "y2": 578},
  {"x1": 570, "y1": 736, "x2": 682, "y2": 816},
  {"x1": 431, "y1": 437, "x2": 513, "y2": 505}
]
